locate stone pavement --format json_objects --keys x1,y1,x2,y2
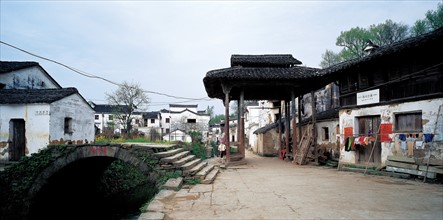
[{"x1": 141, "y1": 150, "x2": 443, "y2": 219}]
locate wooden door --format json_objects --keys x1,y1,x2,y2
[
  {"x1": 9, "y1": 119, "x2": 26, "y2": 161},
  {"x1": 357, "y1": 116, "x2": 381, "y2": 164}
]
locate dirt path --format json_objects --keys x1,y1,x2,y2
[{"x1": 154, "y1": 150, "x2": 443, "y2": 219}]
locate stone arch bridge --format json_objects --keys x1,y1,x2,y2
[{"x1": 0, "y1": 143, "x2": 179, "y2": 219}]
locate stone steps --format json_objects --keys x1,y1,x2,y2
[
  {"x1": 160, "y1": 151, "x2": 189, "y2": 164},
  {"x1": 156, "y1": 146, "x2": 221, "y2": 186},
  {"x1": 183, "y1": 161, "x2": 208, "y2": 176},
  {"x1": 180, "y1": 158, "x2": 201, "y2": 171},
  {"x1": 154, "y1": 147, "x2": 183, "y2": 158},
  {"x1": 173, "y1": 154, "x2": 196, "y2": 167},
  {"x1": 195, "y1": 164, "x2": 215, "y2": 180},
  {"x1": 201, "y1": 167, "x2": 219, "y2": 184}
]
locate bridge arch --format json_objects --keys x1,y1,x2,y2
[
  {"x1": 19, "y1": 144, "x2": 159, "y2": 219},
  {"x1": 28, "y1": 145, "x2": 157, "y2": 198}
]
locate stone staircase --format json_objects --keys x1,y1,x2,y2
[{"x1": 153, "y1": 145, "x2": 220, "y2": 184}]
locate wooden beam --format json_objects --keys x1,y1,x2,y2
[
  {"x1": 311, "y1": 91, "x2": 318, "y2": 164},
  {"x1": 239, "y1": 90, "x2": 245, "y2": 158},
  {"x1": 291, "y1": 91, "x2": 297, "y2": 160},
  {"x1": 222, "y1": 83, "x2": 231, "y2": 162}
]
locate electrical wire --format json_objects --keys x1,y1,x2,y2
[{"x1": 1, "y1": 40, "x2": 212, "y2": 102}]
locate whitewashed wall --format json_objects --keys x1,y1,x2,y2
[
  {"x1": 50, "y1": 94, "x2": 95, "y2": 144},
  {"x1": 0, "y1": 66, "x2": 60, "y2": 89},
  {"x1": 0, "y1": 104, "x2": 51, "y2": 160},
  {"x1": 339, "y1": 98, "x2": 443, "y2": 165}
]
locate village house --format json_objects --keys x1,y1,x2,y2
[
  {"x1": 90, "y1": 102, "x2": 143, "y2": 136},
  {"x1": 0, "y1": 61, "x2": 94, "y2": 161},
  {"x1": 322, "y1": 27, "x2": 443, "y2": 168},
  {"x1": 162, "y1": 104, "x2": 210, "y2": 142}
]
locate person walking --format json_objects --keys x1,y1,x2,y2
[{"x1": 218, "y1": 133, "x2": 227, "y2": 163}]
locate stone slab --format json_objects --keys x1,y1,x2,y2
[
  {"x1": 163, "y1": 177, "x2": 183, "y2": 191},
  {"x1": 138, "y1": 211, "x2": 165, "y2": 220}
]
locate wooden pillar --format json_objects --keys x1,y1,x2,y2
[
  {"x1": 239, "y1": 90, "x2": 245, "y2": 157},
  {"x1": 298, "y1": 95, "x2": 302, "y2": 143},
  {"x1": 285, "y1": 100, "x2": 290, "y2": 153},
  {"x1": 311, "y1": 91, "x2": 318, "y2": 164},
  {"x1": 291, "y1": 91, "x2": 297, "y2": 160},
  {"x1": 222, "y1": 84, "x2": 231, "y2": 162},
  {"x1": 278, "y1": 102, "x2": 282, "y2": 150}
]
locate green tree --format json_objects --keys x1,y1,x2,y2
[
  {"x1": 209, "y1": 114, "x2": 225, "y2": 125},
  {"x1": 320, "y1": 19, "x2": 410, "y2": 66},
  {"x1": 319, "y1": 49, "x2": 343, "y2": 68},
  {"x1": 335, "y1": 26, "x2": 371, "y2": 59},
  {"x1": 368, "y1": 19, "x2": 409, "y2": 46},
  {"x1": 106, "y1": 81, "x2": 149, "y2": 137},
  {"x1": 411, "y1": 3, "x2": 443, "y2": 36}
]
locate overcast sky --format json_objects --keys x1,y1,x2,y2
[{"x1": 1, "y1": 1, "x2": 440, "y2": 114}]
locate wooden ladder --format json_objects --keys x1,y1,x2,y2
[{"x1": 294, "y1": 124, "x2": 313, "y2": 165}]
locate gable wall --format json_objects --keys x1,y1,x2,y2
[
  {"x1": 0, "y1": 66, "x2": 61, "y2": 89},
  {"x1": 50, "y1": 94, "x2": 94, "y2": 144}
]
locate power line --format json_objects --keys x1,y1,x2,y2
[{"x1": 1, "y1": 40, "x2": 212, "y2": 101}]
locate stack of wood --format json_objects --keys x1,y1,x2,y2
[
  {"x1": 385, "y1": 155, "x2": 443, "y2": 179},
  {"x1": 306, "y1": 147, "x2": 328, "y2": 164}
]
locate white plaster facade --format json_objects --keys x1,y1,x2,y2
[
  {"x1": 339, "y1": 98, "x2": 443, "y2": 166},
  {"x1": 167, "y1": 104, "x2": 210, "y2": 143},
  {"x1": 0, "y1": 94, "x2": 94, "y2": 161}
]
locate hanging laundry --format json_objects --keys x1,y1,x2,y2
[
  {"x1": 400, "y1": 140, "x2": 407, "y2": 150},
  {"x1": 407, "y1": 141, "x2": 414, "y2": 157},
  {"x1": 358, "y1": 136, "x2": 366, "y2": 146},
  {"x1": 344, "y1": 137, "x2": 350, "y2": 152},
  {"x1": 415, "y1": 141, "x2": 424, "y2": 149},
  {"x1": 424, "y1": 134, "x2": 434, "y2": 143},
  {"x1": 399, "y1": 134, "x2": 406, "y2": 141}
]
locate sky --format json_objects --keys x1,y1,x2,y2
[{"x1": 0, "y1": 0, "x2": 440, "y2": 115}]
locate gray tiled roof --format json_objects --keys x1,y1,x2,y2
[
  {"x1": 231, "y1": 54, "x2": 302, "y2": 67},
  {"x1": 93, "y1": 104, "x2": 131, "y2": 113},
  {"x1": 0, "y1": 61, "x2": 39, "y2": 74},
  {"x1": 0, "y1": 88, "x2": 78, "y2": 104},
  {"x1": 321, "y1": 27, "x2": 443, "y2": 75},
  {"x1": 203, "y1": 65, "x2": 323, "y2": 100}
]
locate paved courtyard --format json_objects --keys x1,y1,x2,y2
[{"x1": 146, "y1": 150, "x2": 443, "y2": 219}]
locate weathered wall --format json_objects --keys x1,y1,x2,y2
[
  {"x1": 339, "y1": 98, "x2": 443, "y2": 166},
  {"x1": 255, "y1": 130, "x2": 278, "y2": 156},
  {"x1": 49, "y1": 94, "x2": 95, "y2": 144},
  {"x1": 315, "y1": 120, "x2": 340, "y2": 158},
  {"x1": 0, "y1": 66, "x2": 60, "y2": 89},
  {"x1": 0, "y1": 104, "x2": 51, "y2": 161}
]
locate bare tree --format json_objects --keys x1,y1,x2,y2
[{"x1": 106, "y1": 81, "x2": 149, "y2": 137}]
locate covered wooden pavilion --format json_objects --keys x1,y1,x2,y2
[{"x1": 203, "y1": 54, "x2": 332, "y2": 163}]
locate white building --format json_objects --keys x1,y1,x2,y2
[
  {"x1": 90, "y1": 102, "x2": 144, "y2": 136},
  {"x1": 0, "y1": 61, "x2": 94, "y2": 161},
  {"x1": 162, "y1": 104, "x2": 210, "y2": 142}
]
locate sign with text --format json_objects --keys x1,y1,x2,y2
[{"x1": 357, "y1": 89, "x2": 379, "y2": 106}]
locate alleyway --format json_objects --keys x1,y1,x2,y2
[{"x1": 146, "y1": 150, "x2": 443, "y2": 219}]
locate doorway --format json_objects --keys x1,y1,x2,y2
[
  {"x1": 357, "y1": 116, "x2": 381, "y2": 165},
  {"x1": 9, "y1": 119, "x2": 26, "y2": 161}
]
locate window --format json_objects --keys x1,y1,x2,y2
[
  {"x1": 166, "y1": 118, "x2": 170, "y2": 123},
  {"x1": 135, "y1": 119, "x2": 139, "y2": 124},
  {"x1": 108, "y1": 115, "x2": 113, "y2": 120},
  {"x1": 166, "y1": 128, "x2": 170, "y2": 133},
  {"x1": 144, "y1": 119, "x2": 148, "y2": 127},
  {"x1": 322, "y1": 127, "x2": 329, "y2": 141},
  {"x1": 395, "y1": 112, "x2": 422, "y2": 132},
  {"x1": 95, "y1": 115, "x2": 99, "y2": 120},
  {"x1": 151, "y1": 119, "x2": 155, "y2": 123},
  {"x1": 187, "y1": 119, "x2": 196, "y2": 123},
  {"x1": 64, "y1": 117, "x2": 73, "y2": 134}
]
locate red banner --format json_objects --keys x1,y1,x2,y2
[{"x1": 380, "y1": 124, "x2": 393, "y2": 142}]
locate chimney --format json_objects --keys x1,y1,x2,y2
[{"x1": 363, "y1": 40, "x2": 379, "y2": 55}]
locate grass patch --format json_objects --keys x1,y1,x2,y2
[{"x1": 184, "y1": 179, "x2": 201, "y2": 185}]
